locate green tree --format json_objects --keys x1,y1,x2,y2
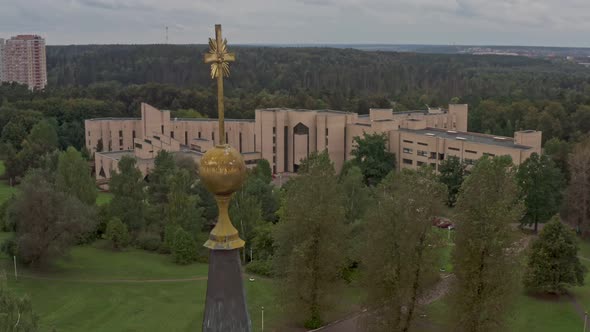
[
  {"x1": 438, "y1": 156, "x2": 466, "y2": 207},
  {"x1": 172, "y1": 228, "x2": 197, "y2": 265},
  {"x1": 544, "y1": 137, "x2": 571, "y2": 178},
  {"x1": 254, "y1": 159, "x2": 272, "y2": 184},
  {"x1": 166, "y1": 169, "x2": 204, "y2": 235},
  {"x1": 363, "y1": 168, "x2": 446, "y2": 332},
  {"x1": 350, "y1": 132, "x2": 395, "y2": 186},
  {"x1": 0, "y1": 273, "x2": 39, "y2": 332},
  {"x1": 8, "y1": 171, "x2": 96, "y2": 266},
  {"x1": 565, "y1": 140, "x2": 590, "y2": 236},
  {"x1": 148, "y1": 150, "x2": 176, "y2": 205},
  {"x1": 450, "y1": 156, "x2": 523, "y2": 332},
  {"x1": 109, "y1": 156, "x2": 146, "y2": 233},
  {"x1": 524, "y1": 217, "x2": 585, "y2": 294},
  {"x1": 105, "y1": 218, "x2": 130, "y2": 249},
  {"x1": 273, "y1": 151, "x2": 346, "y2": 328},
  {"x1": 516, "y1": 153, "x2": 564, "y2": 232},
  {"x1": 55, "y1": 147, "x2": 97, "y2": 205},
  {"x1": 231, "y1": 186, "x2": 264, "y2": 263},
  {"x1": 339, "y1": 165, "x2": 370, "y2": 225}
]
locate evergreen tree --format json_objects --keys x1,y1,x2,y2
[
  {"x1": 254, "y1": 159, "x2": 272, "y2": 184},
  {"x1": 55, "y1": 147, "x2": 97, "y2": 205},
  {"x1": 438, "y1": 156, "x2": 466, "y2": 207},
  {"x1": 273, "y1": 151, "x2": 346, "y2": 329},
  {"x1": 172, "y1": 228, "x2": 197, "y2": 265},
  {"x1": 450, "y1": 156, "x2": 523, "y2": 332},
  {"x1": 109, "y1": 156, "x2": 146, "y2": 233},
  {"x1": 516, "y1": 153, "x2": 564, "y2": 232},
  {"x1": 524, "y1": 217, "x2": 585, "y2": 294},
  {"x1": 363, "y1": 168, "x2": 446, "y2": 332}
]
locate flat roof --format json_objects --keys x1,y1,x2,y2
[
  {"x1": 257, "y1": 108, "x2": 354, "y2": 115},
  {"x1": 87, "y1": 117, "x2": 139, "y2": 121},
  {"x1": 175, "y1": 118, "x2": 254, "y2": 123},
  {"x1": 97, "y1": 150, "x2": 134, "y2": 160},
  {"x1": 399, "y1": 128, "x2": 533, "y2": 150}
]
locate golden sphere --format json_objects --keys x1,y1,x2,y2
[{"x1": 199, "y1": 144, "x2": 246, "y2": 196}]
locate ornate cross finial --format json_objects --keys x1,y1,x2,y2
[{"x1": 204, "y1": 24, "x2": 235, "y2": 145}]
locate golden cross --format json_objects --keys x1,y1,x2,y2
[{"x1": 204, "y1": 24, "x2": 235, "y2": 145}]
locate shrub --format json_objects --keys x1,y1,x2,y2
[
  {"x1": 524, "y1": 217, "x2": 585, "y2": 294},
  {"x1": 136, "y1": 232, "x2": 161, "y2": 251},
  {"x1": 105, "y1": 218, "x2": 129, "y2": 249},
  {"x1": 0, "y1": 237, "x2": 17, "y2": 257},
  {"x1": 245, "y1": 259, "x2": 274, "y2": 277},
  {"x1": 171, "y1": 228, "x2": 196, "y2": 265}
]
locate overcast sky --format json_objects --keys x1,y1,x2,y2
[{"x1": 1, "y1": 0, "x2": 590, "y2": 47}]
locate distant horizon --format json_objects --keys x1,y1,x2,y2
[{"x1": 40, "y1": 42, "x2": 590, "y2": 51}]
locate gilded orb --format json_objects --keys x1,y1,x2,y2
[{"x1": 199, "y1": 144, "x2": 246, "y2": 196}]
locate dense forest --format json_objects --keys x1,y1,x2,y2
[{"x1": 1, "y1": 45, "x2": 590, "y2": 155}]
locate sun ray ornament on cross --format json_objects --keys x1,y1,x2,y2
[{"x1": 203, "y1": 24, "x2": 235, "y2": 145}]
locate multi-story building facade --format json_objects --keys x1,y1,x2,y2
[
  {"x1": 1, "y1": 35, "x2": 47, "y2": 90},
  {"x1": 0, "y1": 38, "x2": 4, "y2": 82},
  {"x1": 86, "y1": 103, "x2": 541, "y2": 182}
]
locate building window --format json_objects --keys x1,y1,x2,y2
[
  {"x1": 212, "y1": 132, "x2": 215, "y2": 141},
  {"x1": 438, "y1": 153, "x2": 445, "y2": 160},
  {"x1": 465, "y1": 149, "x2": 477, "y2": 154},
  {"x1": 417, "y1": 161, "x2": 425, "y2": 167},
  {"x1": 161, "y1": 125, "x2": 164, "y2": 134},
  {"x1": 483, "y1": 152, "x2": 496, "y2": 157},
  {"x1": 135, "y1": 143, "x2": 143, "y2": 149},
  {"x1": 417, "y1": 150, "x2": 428, "y2": 157},
  {"x1": 132, "y1": 130, "x2": 136, "y2": 140},
  {"x1": 403, "y1": 147, "x2": 413, "y2": 154},
  {"x1": 198, "y1": 131, "x2": 201, "y2": 138},
  {"x1": 185, "y1": 131, "x2": 188, "y2": 145},
  {"x1": 417, "y1": 142, "x2": 428, "y2": 146},
  {"x1": 225, "y1": 133, "x2": 228, "y2": 144},
  {"x1": 430, "y1": 152, "x2": 437, "y2": 159},
  {"x1": 273, "y1": 127, "x2": 276, "y2": 135},
  {"x1": 273, "y1": 165, "x2": 276, "y2": 174},
  {"x1": 325, "y1": 128, "x2": 329, "y2": 146},
  {"x1": 403, "y1": 159, "x2": 413, "y2": 165},
  {"x1": 254, "y1": 134, "x2": 256, "y2": 151},
  {"x1": 239, "y1": 132, "x2": 243, "y2": 153},
  {"x1": 403, "y1": 140, "x2": 414, "y2": 144},
  {"x1": 273, "y1": 146, "x2": 276, "y2": 153},
  {"x1": 272, "y1": 156, "x2": 276, "y2": 163},
  {"x1": 465, "y1": 158, "x2": 476, "y2": 165},
  {"x1": 170, "y1": 131, "x2": 174, "y2": 139},
  {"x1": 273, "y1": 136, "x2": 276, "y2": 144},
  {"x1": 88, "y1": 131, "x2": 90, "y2": 137},
  {"x1": 448, "y1": 147, "x2": 460, "y2": 151},
  {"x1": 119, "y1": 130, "x2": 123, "y2": 137},
  {"x1": 88, "y1": 140, "x2": 91, "y2": 146}
]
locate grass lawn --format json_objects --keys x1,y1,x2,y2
[
  {"x1": 96, "y1": 191, "x2": 114, "y2": 206},
  {"x1": 0, "y1": 242, "x2": 284, "y2": 332},
  {"x1": 0, "y1": 239, "x2": 362, "y2": 331}
]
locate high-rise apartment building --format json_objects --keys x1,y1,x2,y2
[
  {"x1": 1, "y1": 35, "x2": 47, "y2": 90},
  {"x1": 0, "y1": 38, "x2": 4, "y2": 82}
]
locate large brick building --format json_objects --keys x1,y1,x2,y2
[
  {"x1": 1, "y1": 35, "x2": 47, "y2": 90},
  {"x1": 85, "y1": 103, "x2": 541, "y2": 181}
]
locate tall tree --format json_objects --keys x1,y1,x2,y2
[
  {"x1": 363, "y1": 168, "x2": 446, "y2": 332},
  {"x1": 273, "y1": 151, "x2": 346, "y2": 329},
  {"x1": 55, "y1": 147, "x2": 97, "y2": 205},
  {"x1": 524, "y1": 217, "x2": 585, "y2": 294},
  {"x1": 543, "y1": 137, "x2": 571, "y2": 178},
  {"x1": 147, "y1": 150, "x2": 176, "y2": 205},
  {"x1": 7, "y1": 171, "x2": 96, "y2": 266},
  {"x1": 350, "y1": 132, "x2": 396, "y2": 186},
  {"x1": 516, "y1": 153, "x2": 565, "y2": 233},
  {"x1": 166, "y1": 169, "x2": 204, "y2": 236},
  {"x1": 450, "y1": 156, "x2": 523, "y2": 332},
  {"x1": 254, "y1": 159, "x2": 273, "y2": 184},
  {"x1": 109, "y1": 156, "x2": 146, "y2": 233},
  {"x1": 565, "y1": 139, "x2": 590, "y2": 236},
  {"x1": 438, "y1": 156, "x2": 466, "y2": 207}
]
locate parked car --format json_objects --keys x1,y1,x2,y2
[{"x1": 432, "y1": 216, "x2": 454, "y2": 229}]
